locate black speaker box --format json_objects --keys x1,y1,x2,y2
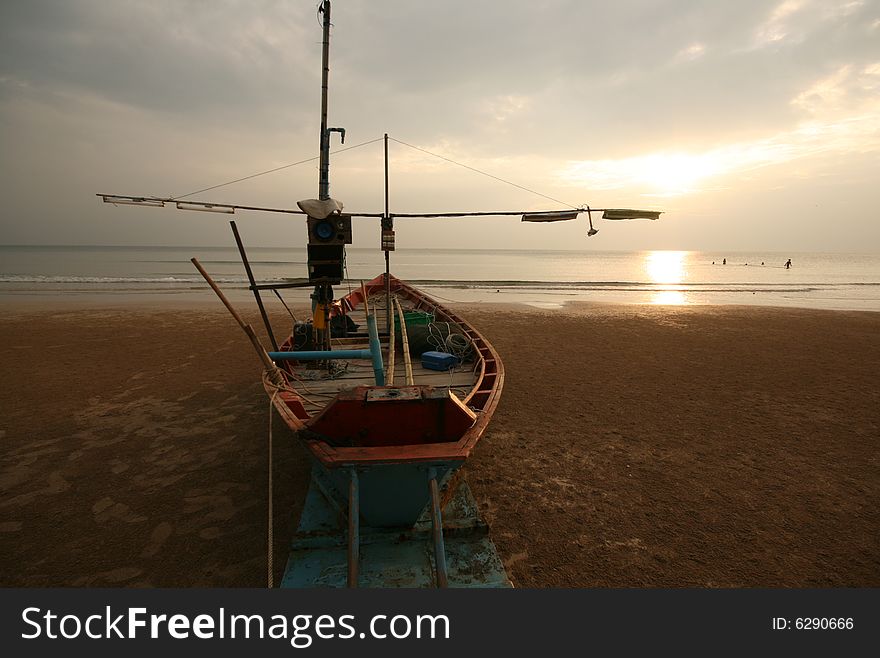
[
  {"x1": 307, "y1": 214, "x2": 352, "y2": 245},
  {"x1": 307, "y1": 244, "x2": 345, "y2": 282}
]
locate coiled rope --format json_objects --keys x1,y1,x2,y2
[{"x1": 426, "y1": 322, "x2": 473, "y2": 361}]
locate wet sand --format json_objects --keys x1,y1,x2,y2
[{"x1": 1, "y1": 300, "x2": 878, "y2": 587}]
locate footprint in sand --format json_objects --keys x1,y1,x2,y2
[
  {"x1": 141, "y1": 522, "x2": 173, "y2": 558},
  {"x1": 100, "y1": 567, "x2": 143, "y2": 583},
  {"x1": 504, "y1": 551, "x2": 529, "y2": 570},
  {"x1": 46, "y1": 472, "x2": 70, "y2": 494},
  {"x1": 92, "y1": 497, "x2": 148, "y2": 523},
  {"x1": 109, "y1": 459, "x2": 129, "y2": 474},
  {"x1": 73, "y1": 567, "x2": 143, "y2": 586}
]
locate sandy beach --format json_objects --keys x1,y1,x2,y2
[{"x1": 1, "y1": 298, "x2": 878, "y2": 587}]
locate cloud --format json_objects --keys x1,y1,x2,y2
[
  {"x1": 750, "y1": 0, "x2": 870, "y2": 49},
  {"x1": 753, "y1": 0, "x2": 808, "y2": 47},
  {"x1": 1, "y1": 0, "x2": 879, "y2": 250},
  {"x1": 0, "y1": 0, "x2": 317, "y2": 125},
  {"x1": 558, "y1": 62, "x2": 880, "y2": 196},
  {"x1": 674, "y1": 43, "x2": 707, "y2": 63}
]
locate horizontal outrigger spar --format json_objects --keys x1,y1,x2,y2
[{"x1": 97, "y1": 193, "x2": 661, "y2": 223}]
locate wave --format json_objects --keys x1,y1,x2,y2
[
  {"x1": 2, "y1": 274, "x2": 877, "y2": 296},
  {"x1": 408, "y1": 279, "x2": 880, "y2": 290},
  {"x1": 136, "y1": 260, "x2": 308, "y2": 266},
  {"x1": 0, "y1": 274, "x2": 254, "y2": 284},
  {"x1": 2, "y1": 274, "x2": 878, "y2": 287}
]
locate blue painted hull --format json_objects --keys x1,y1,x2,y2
[
  {"x1": 313, "y1": 458, "x2": 460, "y2": 527},
  {"x1": 282, "y1": 470, "x2": 511, "y2": 588}
]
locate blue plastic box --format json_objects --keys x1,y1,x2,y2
[{"x1": 421, "y1": 351, "x2": 459, "y2": 371}]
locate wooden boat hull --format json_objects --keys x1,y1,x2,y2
[{"x1": 265, "y1": 274, "x2": 504, "y2": 527}]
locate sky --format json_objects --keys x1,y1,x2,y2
[{"x1": 1, "y1": 0, "x2": 878, "y2": 251}]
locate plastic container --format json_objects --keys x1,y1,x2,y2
[
  {"x1": 394, "y1": 310, "x2": 434, "y2": 332},
  {"x1": 421, "y1": 351, "x2": 459, "y2": 371}
]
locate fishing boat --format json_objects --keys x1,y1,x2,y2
[
  {"x1": 265, "y1": 273, "x2": 502, "y2": 528},
  {"x1": 263, "y1": 272, "x2": 508, "y2": 587},
  {"x1": 99, "y1": 0, "x2": 659, "y2": 588}
]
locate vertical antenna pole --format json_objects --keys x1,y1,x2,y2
[
  {"x1": 317, "y1": 1, "x2": 335, "y2": 359},
  {"x1": 318, "y1": 0, "x2": 332, "y2": 201},
  {"x1": 384, "y1": 133, "x2": 391, "y2": 333},
  {"x1": 384, "y1": 133, "x2": 389, "y2": 217}
]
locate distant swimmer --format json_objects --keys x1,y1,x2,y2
[
  {"x1": 722, "y1": 258, "x2": 726, "y2": 265},
  {"x1": 784, "y1": 258, "x2": 792, "y2": 269}
]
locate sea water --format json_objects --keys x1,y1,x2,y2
[{"x1": 1, "y1": 245, "x2": 879, "y2": 311}]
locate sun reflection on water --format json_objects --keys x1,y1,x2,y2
[{"x1": 645, "y1": 251, "x2": 689, "y2": 305}]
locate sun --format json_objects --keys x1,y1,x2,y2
[
  {"x1": 631, "y1": 153, "x2": 723, "y2": 196},
  {"x1": 559, "y1": 150, "x2": 729, "y2": 197}
]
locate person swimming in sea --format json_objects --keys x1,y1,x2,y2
[{"x1": 784, "y1": 258, "x2": 792, "y2": 269}]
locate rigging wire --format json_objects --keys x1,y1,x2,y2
[
  {"x1": 271, "y1": 289, "x2": 297, "y2": 323},
  {"x1": 171, "y1": 136, "x2": 384, "y2": 200},
  {"x1": 166, "y1": 133, "x2": 580, "y2": 217},
  {"x1": 388, "y1": 137, "x2": 578, "y2": 210}
]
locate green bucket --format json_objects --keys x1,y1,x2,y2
[{"x1": 394, "y1": 310, "x2": 434, "y2": 332}]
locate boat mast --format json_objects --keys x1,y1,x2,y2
[
  {"x1": 384, "y1": 133, "x2": 392, "y2": 332},
  {"x1": 313, "y1": 1, "x2": 346, "y2": 351},
  {"x1": 318, "y1": 0, "x2": 332, "y2": 200}
]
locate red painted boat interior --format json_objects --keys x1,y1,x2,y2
[
  {"x1": 266, "y1": 273, "x2": 505, "y2": 466},
  {"x1": 307, "y1": 386, "x2": 477, "y2": 447}
]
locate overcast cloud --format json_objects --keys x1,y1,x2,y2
[{"x1": 1, "y1": 0, "x2": 878, "y2": 251}]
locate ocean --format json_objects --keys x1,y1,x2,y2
[{"x1": 1, "y1": 245, "x2": 879, "y2": 311}]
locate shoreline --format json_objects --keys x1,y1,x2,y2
[
  {"x1": 1, "y1": 301, "x2": 878, "y2": 587},
  {"x1": 2, "y1": 285, "x2": 879, "y2": 314},
  {"x1": 3, "y1": 246, "x2": 879, "y2": 313}
]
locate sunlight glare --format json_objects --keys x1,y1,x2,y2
[
  {"x1": 631, "y1": 153, "x2": 724, "y2": 195},
  {"x1": 645, "y1": 250, "x2": 687, "y2": 284},
  {"x1": 645, "y1": 251, "x2": 689, "y2": 305},
  {"x1": 651, "y1": 289, "x2": 688, "y2": 305}
]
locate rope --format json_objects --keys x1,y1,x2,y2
[
  {"x1": 172, "y1": 136, "x2": 384, "y2": 200},
  {"x1": 272, "y1": 289, "x2": 297, "y2": 322},
  {"x1": 264, "y1": 359, "x2": 352, "y2": 404},
  {"x1": 267, "y1": 390, "x2": 277, "y2": 588},
  {"x1": 426, "y1": 322, "x2": 473, "y2": 361},
  {"x1": 389, "y1": 136, "x2": 578, "y2": 209}
]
